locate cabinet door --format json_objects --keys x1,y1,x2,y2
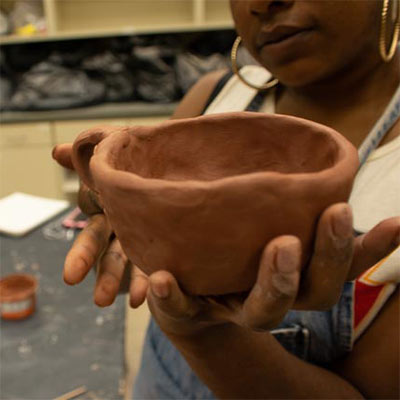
[
  {"x1": 1, "y1": 146, "x2": 60, "y2": 198},
  {"x1": 55, "y1": 0, "x2": 193, "y2": 32},
  {"x1": 205, "y1": 0, "x2": 232, "y2": 24},
  {"x1": 0, "y1": 123, "x2": 60, "y2": 199},
  {"x1": 0, "y1": 122, "x2": 50, "y2": 147},
  {"x1": 0, "y1": 145, "x2": 61, "y2": 198}
]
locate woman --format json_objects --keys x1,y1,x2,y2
[{"x1": 53, "y1": 0, "x2": 400, "y2": 398}]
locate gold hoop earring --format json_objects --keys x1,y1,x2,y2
[
  {"x1": 231, "y1": 36, "x2": 279, "y2": 91},
  {"x1": 380, "y1": 0, "x2": 400, "y2": 62}
]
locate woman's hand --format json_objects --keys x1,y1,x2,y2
[
  {"x1": 143, "y1": 213, "x2": 400, "y2": 337},
  {"x1": 53, "y1": 143, "x2": 102, "y2": 215},
  {"x1": 144, "y1": 235, "x2": 302, "y2": 337},
  {"x1": 54, "y1": 143, "x2": 150, "y2": 307},
  {"x1": 53, "y1": 144, "x2": 124, "y2": 305}
]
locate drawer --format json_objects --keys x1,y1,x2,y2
[
  {"x1": 0, "y1": 123, "x2": 51, "y2": 148},
  {"x1": 0, "y1": 145, "x2": 59, "y2": 199}
]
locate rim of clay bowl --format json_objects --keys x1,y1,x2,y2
[{"x1": 88, "y1": 112, "x2": 359, "y2": 193}]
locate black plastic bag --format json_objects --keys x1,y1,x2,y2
[
  {"x1": 130, "y1": 45, "x2": 179, "y2": 103},
  {"x1": 81, "y1": 51, "x2": 135, "y2": 102},
  {"x1": 10, "y1": 57, "x2": 106, "y2": 110},
  {"x1": 175, "y1": 52, "x2": 230, "y2": 93}
]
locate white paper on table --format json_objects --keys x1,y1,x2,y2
[{"x1": 0, "y1": 192, "x2": 70, "y2": 237}]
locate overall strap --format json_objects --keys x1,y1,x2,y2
[
  {"x1": 201, "y1": 71, "x2": 233, "y2": 114},
  {"x1": 245, "y1": 90, "x2": 269, "y2": 112},
  {"x1": 358, "y1": 83, "x2": 400, "y2": 167}
]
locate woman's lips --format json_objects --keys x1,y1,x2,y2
[{"x1": 256, "y1": 26, "x2": 313, "y2": 49}]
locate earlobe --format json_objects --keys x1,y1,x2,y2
[{"x1": 379, "y1": 0, "x2": 400, "y2": 62}]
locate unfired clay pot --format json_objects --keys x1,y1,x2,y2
[
  {"x1": 71, "y1": 112, "x2": 359, "y2": 295},
  {"x1": 0, "y1": 274, "x2": 38, "y2": 320}
]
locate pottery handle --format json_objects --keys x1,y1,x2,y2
[{"x1": 71, "y1": 128, "x2": 110, "y2": 190}]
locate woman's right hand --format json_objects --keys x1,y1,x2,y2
[
  {"x1": 53, "y1": 143, "x2": 102, "y2": 215},
  {"x1": 53, "y1": 143, "x2": 148, "y2": 307},
  {"x1": 63, "y1": 212, "x2": 149, "y2": 308}
]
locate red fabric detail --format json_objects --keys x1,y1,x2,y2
[{"x1": 353, "y1": 281, "x2": 385, "y2": 328}]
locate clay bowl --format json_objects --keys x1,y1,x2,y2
[{"x1": 71, "y1": 112, "x2": 359, "y2": 295}]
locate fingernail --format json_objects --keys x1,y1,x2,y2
[
  {"x1": 276, "y1": 239, "x2": 300, "y2": 273},
  {"x1": 332, "y1": 205, "x2": 353, "y2": 242},
  {"x1": 51, "y1": 146, "x2": 58, "y2": 159},
  {"x1": 130, "y1": 298, "x2": 138, "y2": 309},
  {"x1": 152, "y1": 281, "x2": 169, "y2": 299}
]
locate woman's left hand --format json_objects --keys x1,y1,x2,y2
[
  {"x1": 133, "y1": 212, "x2": 400, "y2": 338},
  {"x1": 140, "y1": 235, "x2": 303, "y2": 337}
]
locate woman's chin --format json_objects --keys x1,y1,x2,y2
[{"x1": 265, "y1": 59, "x2": 332, "y2": 89}]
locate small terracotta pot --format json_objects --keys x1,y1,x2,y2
[
  {"x1": 0, "y1": 274, "x2": 38, "y2": 320},
  {"x1": 71, "y1": 112, "x2": 359, "y2": 295}
]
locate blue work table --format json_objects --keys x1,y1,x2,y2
[{"x1": 0, "y1": 212, "x2": 125, "y2": 400}]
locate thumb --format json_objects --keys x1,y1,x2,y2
[
  {"x1": 52, "y1": 143, "x2": 74, "y2": 170},
  {"x1": 147, "y1": 271, "x2": 200, "y2": 321},
  {"x1": 242, "y1": 236, "x2": 301, "y2": 330},
  {"x1": 349, "y1": 217, "x2": 400, "y2": 280}
]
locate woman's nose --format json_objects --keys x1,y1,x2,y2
[{"x1": 248, "y1": 0, "x2": 293, "y2": 17}]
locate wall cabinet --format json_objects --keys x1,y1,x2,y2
[{"x1": 0, "y1": 123, "x2": 59, "y2": 198}]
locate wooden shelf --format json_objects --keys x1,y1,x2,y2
[
  {"x1": 0, "y1": 0, "x2": 233, "y2": 45},
  {"x1": 0, "y1": 21, "x2": 233, "y2": 45}
]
